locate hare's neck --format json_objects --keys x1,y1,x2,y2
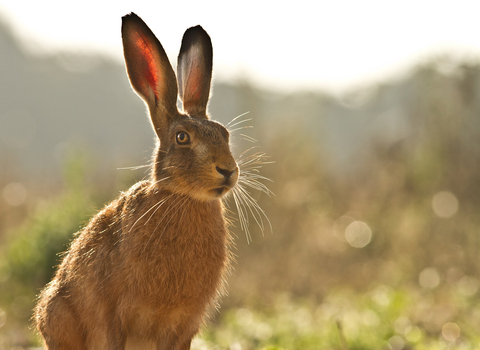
[
  {"x1": 145, "y1": 189, "x2": 226, "y2": 242},
  {"x1": 151, "y1": 144, "x2": 167, "y2": 182}
]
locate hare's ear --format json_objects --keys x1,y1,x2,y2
[
  {"x1": 122, "y1": 13, "x2": 178, "y2": 127},
  {"x1": 177, "y1": 26, "x2": 213, "y2": 119}
]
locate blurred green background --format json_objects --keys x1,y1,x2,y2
[{"x1": 1, "y1": 12, "x2": 480, "y2": 350}]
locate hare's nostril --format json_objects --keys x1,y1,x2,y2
[{"x1": 216, "y1": 166, "x2": 236, "y2": 179}]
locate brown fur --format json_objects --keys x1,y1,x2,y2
[{"x1": 34, "y1": 13, "x2": 238, "y2": 350}]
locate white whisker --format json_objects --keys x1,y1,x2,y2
[
  {"x1": 152, "y1": 176, "x2": 172, "y2": 186},
  {"x1": 228, "y1": 125, "x2": 254, "y2": 134},
  {"x1": 117, "y1": 160, "x2": 161, "y2": 171},
  {"x1": 235, "y1": 184, "x2": 270, "y2": 234},
  {"x1": 158, "y1": 195, "x2": 190, "y2": 239},
  {"x1": 231, "y1": 187, "x2": 252, "y2": 243},
  {"x1": 129, "y1": 199, "x2": 166, "y2": 233},
  {"x1": 239, "y1": 133, "x2": 258, "y2": 143},
  {"x1": 227, "y1": 118, "x2": 253, "y2": 130},
  {"x1": 145, "y1": 194, "x2": 174, "y2": 225},
  {"x1": 239, "y1": 176, "x2": 274, "y2": 197},
  {"x1": 226, "y1": 111, "x2": 250, "y2": 128},
  {"x1": 236, "y1": 146, "x2": 261, "y2": 160},
  {"x1": 225, "y1": 145, "x2": 274, "y2": 243},
  {"x1": 141, "y1": 194, "x2": 186, "y2": 253},
  {"x1": 117, "y1": 164, "x2": 151, "y2": 171}
]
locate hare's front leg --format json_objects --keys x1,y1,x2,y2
[
  {"x1": 105, "y1": 319, "x2": 127, "y2": 350},
  {"x1": 82, "y1": 312, "x2": 125, "y2": 349},
  {"x1": 36, "y1": 294, "x2": 87, "y2": 350},
  {"x1": 156, "y1": 336, "x2": 193, "y2": 350},
  {"x1": 156, "y1": 324, "x2": 199, "y2": 350}
]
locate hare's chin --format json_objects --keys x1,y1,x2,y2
[
  {"x1": 210, "y1": 186, "x2": 231, "y2": 198},
  {"x1": 182, "y1": 186, "x2": 232, "y2": 202}
]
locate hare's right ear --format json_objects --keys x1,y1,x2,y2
[
  {"x1": 177, "y1": 26, "x2": 213, "y2": 119},
  {"x1": 121, "y1": 13, "x2": 178, "y2": 132}
]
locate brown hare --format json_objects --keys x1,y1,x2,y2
[{"x1": 33, "y1": 12, "x2": 270, "y2": 350}]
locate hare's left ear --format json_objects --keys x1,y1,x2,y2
[
  {"x1": 122, "y1": 13, "x2": 178, "y2": 125},
  {"x1": 177, "y1": 26, "x2": 213, "y2": 119}
]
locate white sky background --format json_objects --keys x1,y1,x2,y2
[{"x1": 1, "y1": 0, "x2": 480, "y2": 94}]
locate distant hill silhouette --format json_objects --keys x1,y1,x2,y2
[
  {"x1": 1, "y1": 17, "x2": 479, "y2": 186},
  {"x1": 0, "y1": 18, "x2": 150, "y2": 183}
]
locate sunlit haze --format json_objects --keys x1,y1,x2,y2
[{"x1": 1, "y1": 0, "x2": 480, "y2": 94}]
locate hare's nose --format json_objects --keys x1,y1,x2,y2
[{"x1": 216, "y1": 166, "x2": 237, "y2": 179}]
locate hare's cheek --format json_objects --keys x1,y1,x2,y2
[
  {"x1": 193, "y1": 143, "x2": 209, "y2": 161},
  {"x1": 162, "y1": 158, "x2": 172, "y2": 171}
]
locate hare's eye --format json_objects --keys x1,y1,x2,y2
[{"x1": 176, "y1": 132, "x2": 190, "y2": 145}]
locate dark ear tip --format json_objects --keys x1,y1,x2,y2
[
  {"x1": 184, "y1": 25, "x2": 210, "y2": 40},
  {"x1": 122, "y1": 12, "x2": 141, "y2": 25},
  {"x1": 181, "y1": 25, "x2": 212, "y2": 56},
  {"x1": 187, "y1": 25, "x2": 206, "y2": 33}
]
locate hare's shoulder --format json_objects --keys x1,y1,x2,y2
[
  {"x1": 70, "y1": 181, "x2": 153, "y2": 245},
  {"x1": 62, "y1": 181, "x2": 154, "y2": 275},
  {"x1": 101, "y1": 180, "x2": 154, "y2": 218}
]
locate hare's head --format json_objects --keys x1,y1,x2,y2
[{"x1": 122, "y1": 13, "x2": 238, "y2": 201}]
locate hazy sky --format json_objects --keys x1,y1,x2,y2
[{"x1": 1, "y1": 0, "x2": 480, "y2": 94}]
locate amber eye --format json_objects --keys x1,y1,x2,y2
[{"x1": 176, "y1": 132, "x2": 190, "y2": 145}]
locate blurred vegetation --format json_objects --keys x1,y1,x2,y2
[
  {"x1": 0, "y1": 149, "x2": 97, "y2": 346},
  {"x1": 1, "y1": 47, "x2": 480, "y2": 349}
]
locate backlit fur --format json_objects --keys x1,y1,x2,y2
[{"x1": 34, "y1": 13, "x2": 241, "y2": 350}]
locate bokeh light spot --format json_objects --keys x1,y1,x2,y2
[
  {"x1": 389, "y1": 335, "x2": 405, "y2": 350},
  {"x1": 2, "y1": 182, "x2": 28, "y2": 206},
  {"x1": 457, "y1": 276, "x2": 479, "y2": 296},
  {"x1": 255, "y1": 322, "x2": 272, "y2": 340},
  {"x1": 432, "y1": 191, "x2": 459, "y2": 218},
  {"x1": 442, "y1": 322, "x2": 460, "y2": 341},
  {"x1": 235, "y1": 308, "x2": 253, "y2": 327},
  {"x1": 229, "y1": 342, "x2": 242, "y2": 350},
  {"x1": 345, "y1": 221, "x2": 372, "y2": 248},
  {"x1": 394, "y1": 316, "x2": 412, "y2": 334},
  {"x1": 405, "y1": 326, "x2": 422, "y2": 343},
  {"x1": 419, "y1": 267, "x2": 440, "y2": 289}
]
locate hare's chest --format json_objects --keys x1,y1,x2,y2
[
  {"x1": 127, "y1": 223, "x2": 228, "y2": 292},
  {"x1": 154, "y1": 226, "x2": 228, "y2": 289},
  {"x1": 121, "y1": 229, "x2": 228, "y2": 334},
  {"x1": 121, "y1": 196, "x2": 229, "y2": 301}
]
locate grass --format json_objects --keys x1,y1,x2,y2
[
  {"x1": 1, "y1": 286, "x2": 478, "y2": 350},
  {"x1": 192, "y1": 284, "x2": 479, "y2": 350}
]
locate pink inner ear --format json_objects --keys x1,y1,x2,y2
[
  {"x1": 133, "y1": 32, "x2": 159, "y2": 100},
  {"x1": 185, "y1": 65, "x2": 202, "y2": 103}
]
